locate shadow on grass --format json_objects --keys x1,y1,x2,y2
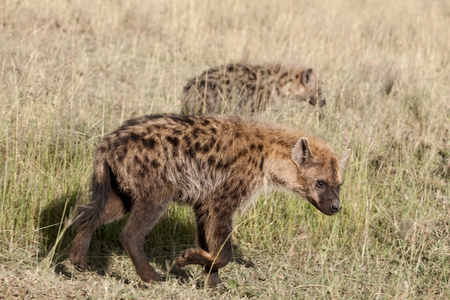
[{"x1": 38, "y1": 191, "x2": 254, "y2": 286}]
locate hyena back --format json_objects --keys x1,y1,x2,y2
[
  {"x1": 181, "y1": 63, "x2": 326, "y2": 115},
  {"x1": 70, "y1": 114, "x2": 349, "y2": 286}
]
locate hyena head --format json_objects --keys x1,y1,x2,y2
[
  {"x1": 291, "y1": 137, "x2": 350, "y2": 215},
  {"x1": 277, "y1": 67, "x2": 326, "y2": 107}
]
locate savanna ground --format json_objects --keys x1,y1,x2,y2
[{"x1": 0, "y1": 0, "x2": 449, "y2": 298}]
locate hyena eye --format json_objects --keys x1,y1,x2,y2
[{"x1": 316, "y1": 180, "x2": 326, "y2": 188}]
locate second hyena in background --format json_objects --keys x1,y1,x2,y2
[
  {"x1": 70, "y1": 114, "x2": 349, "y2": 287},
  {"x1": 181, "y1": 63, "x2": 326, "y2": 115}
]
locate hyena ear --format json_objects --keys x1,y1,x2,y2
[
  {"x1": 337, "y1": 149, "x2": 351, "y2": 170},
  {"x1": 292, "y1": 138, "x2": 315, "y2": 167},
  {"x1": 301, "y1": 69, "x2": 313, "y2": 86}
]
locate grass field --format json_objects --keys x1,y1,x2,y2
[{"x1": 0, "y1": 0, "x2": 449, "y2": 298}]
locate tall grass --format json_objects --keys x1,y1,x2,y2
[{"x1": 0, "y1": 0, "x2": 448, "y2": 298}]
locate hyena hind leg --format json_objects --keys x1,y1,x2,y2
[
  {"x1": 70, "y1": 192, "x2": 129, "y2": 272},
  {"x1": 119, "y1": 200, "x2": 168, "y2": 283}
]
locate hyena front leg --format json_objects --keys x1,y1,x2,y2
[
  {"x1": 119, "y1": 199, "x2": 168, "y2": 283},
  {"x1": 175, "y1": 207, "x2": 233, "y2": 287},
  {"x1": 70, "y1": 192, "x2": 129, "y2": 272}
]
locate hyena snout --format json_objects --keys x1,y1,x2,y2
[{"x1": 330, "y1": 202, "x2": 341, "y2": 213}]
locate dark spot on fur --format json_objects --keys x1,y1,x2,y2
[
  {"x1": 117, "y1": 152, "x2": 125, "y2": 163},
  {"x1": 129, "y1": 132, "x2": 141, "y2": 142},
  {"x1": 222, "y1": 160, "x2": 230, "y2": 169},
  {"x1": 207, "y1": 156, "x2": 216, "y2": 166},
  {"x1": 201, "y1": 119, "x2": 211, "y2": 126},
  {"x1": 237, "y1": 149, "x2": 249, "y2": 157},
  {"x1": 112, "y1": 140, "x2": 121, "y2": 150},
  {"x1": 186, "y1": 148, "x2": 196, "y2": 158},
  {"x1": 159, "y1": 172, "x2": 167, "y2": 183},
  {"x1": 167, "y1": 114, "x2": 195, "y2": 126},
  {"x1": 142, "y1": 137, "x2": 156, "y2": 149},
  {"x1": 202, "y1": 137, "x2": 216, "y2": 153},
  {"x1": 136, "y1": 144, "x2": 144, "y2": 153},
  {"x1": 166, "y1": 136, "x2": 180, "y2": 148},
  {"x1": 251, "y1": 157, "x2": 258, "y2": 167},
  {"x1": 194, "y1": 141, "x2": 201, "y2": 152},
  {"x1": 192, "y1": 128, "x2": 200, "y2": 139},
  {"x1": 141, "y1": 162, "x2": 149, "y2": 173},
  {"x1": 183, "y1": 135, "x2": 192, "y2": 148},
  {"x1": 227, "y1": 65, "x2": 235, "y2": 72},
  {"x1": 172, "y1": 130, "x2": 182, "y2": 135},
  {"x1": 279, "y1": 72, "x2": 289, "y2": 80},
  {"x1": 117, "y1": 146, "x2": 129, "y2": 163},
  {"x1": 214, "y1": 205, "x2": 222, "y2": 214},
  {"x1": 240, "y1": 187, "x2": 248, "y2": 198},
  {"x1": 258, "y1": 144, "x2": 264, "y2": 152},
  {"x1": 228, "y1": 156, "x2": 238, "y2": 166},
  {"x1": 117, "y1": 135, "x2": 129, "y2": 146},
  {"x1": 97, "y1": 146, "x2": 107, "y2": 153},
  {"x1": 234, "y1": 131, "x2": 241, "y2": 139},
  {"x1": 259, "y1": 157, "x2": 264, "y2": 172},
  {"x1": 250, "y1": 144, "x2": 256, "y2": 151},
  {"x1": 276, "y1": 140, "x2": 292, "y2": 149},
  {"x1": 145, "y1": 114, "x2": 165, "y2": 121},
  {"x1": 215, "y1": 142, "x2": 222, "y2": 152},
  {"x1": 151, "y1": 159, "x2": 160, "y2": 169},
  {"x1": 196, "y1": 159, "x2": 204, "y2": 170},
  {"x1": 210, "y1": 127, "x2": 217, "y2": 135}
]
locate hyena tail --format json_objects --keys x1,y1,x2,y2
[{"x1": 72, "y1": 156, "x2": 114, "y2": 231}]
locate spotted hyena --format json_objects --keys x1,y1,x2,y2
[
  {"x1": 181, "y1": 63, "x2": 326, "y2": 115},
  {"x1": 70, "y1": 114, "x2": 349, "y2": 286}
]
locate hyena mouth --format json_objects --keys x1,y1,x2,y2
[{"x1": 307, "y1": 197, "x2": 338, "y2": 216}]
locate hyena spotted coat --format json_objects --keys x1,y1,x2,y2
[
  {"x1": 181, "y1": 63, "x2": 326, "y2": 115},
  {"x1": 70, "y1": 114, "x2": 349, "y2": 286}
]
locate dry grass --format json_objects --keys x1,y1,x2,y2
[{"x1": 1, "y1": 0, "x2": 449, "y2": 298}]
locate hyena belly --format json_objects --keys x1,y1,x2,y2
[{"x1": 70, "y1": 113, "x2": 349, "y2": 287}]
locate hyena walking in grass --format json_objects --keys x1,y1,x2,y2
[
  {"x1": 70, "y1": 114, "x2": 349, "y2": 286},
  {"x1": 181, "y1": 63, "x2": 326, "y2": 115}
]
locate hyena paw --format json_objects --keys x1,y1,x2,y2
[
  {"x1": 174, "y1": 250, "x2": 189, "y2": 268},
  {"x1": 69, "y1": 251, "x2": 87, "y2": 272}
]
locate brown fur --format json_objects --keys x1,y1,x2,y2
[
  {"x1": 70, "y1": 114, "x2": 349, "y2": 286},
  {"x1": 181, "y1": 63, "x2": 326, "y2": 115}
]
